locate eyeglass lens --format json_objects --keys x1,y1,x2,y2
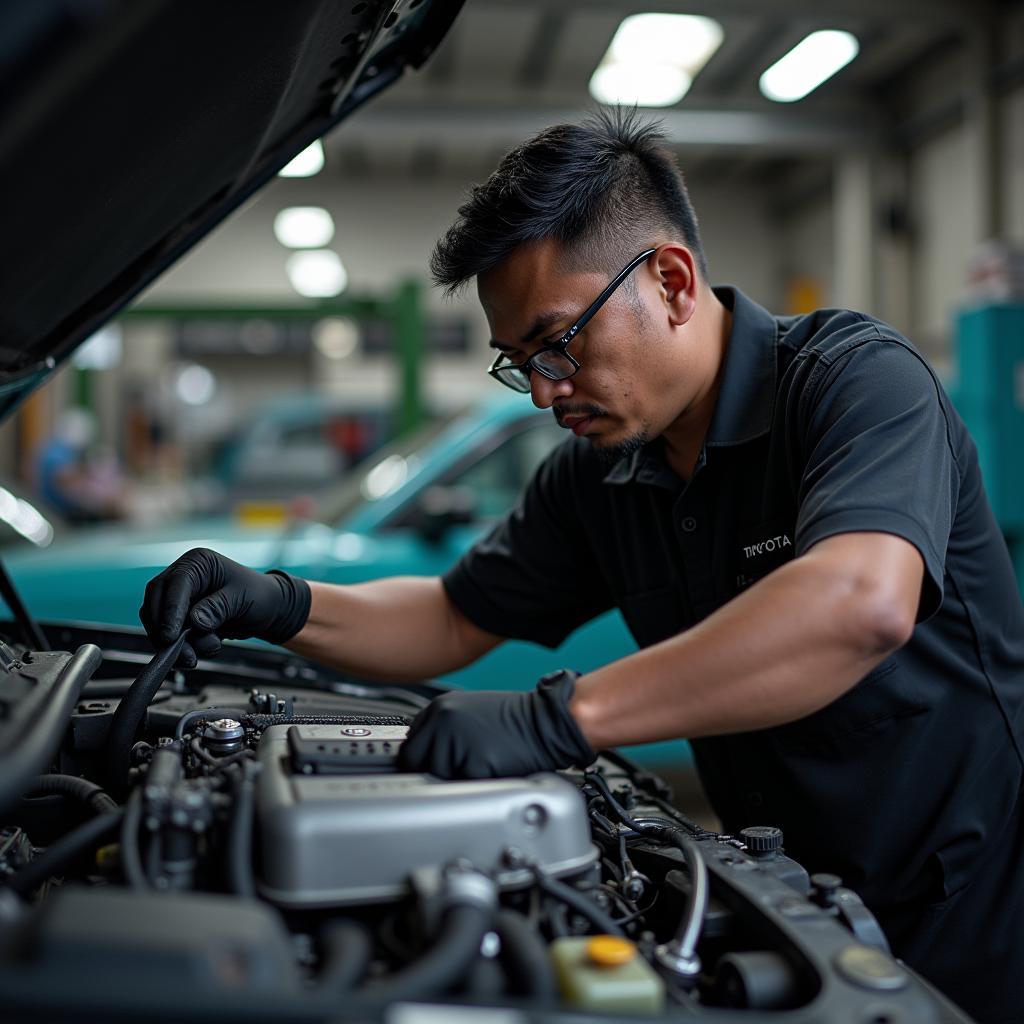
[
  {"x1": 532, "y1": 349, "x2": 576, "y2": 378},
  {"x1": 497, "y1": 348, "x2": 576, "y2": 391}
]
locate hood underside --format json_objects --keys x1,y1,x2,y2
[{"x1": 0, "y1": 0, "x2": 462, "y2": 417}]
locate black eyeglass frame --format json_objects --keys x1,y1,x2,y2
[{"x1": 487, "y1": 247, "x2": 658, "y2": 393}]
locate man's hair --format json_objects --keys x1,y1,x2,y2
[{"x1": 430, "y1": 108, "x2": 707, "y2": 296}]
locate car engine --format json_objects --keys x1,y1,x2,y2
[{"x1": 0, "y1": 623, "x2": 972, "y2": 1022}]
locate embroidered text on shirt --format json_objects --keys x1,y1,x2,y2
[{"x1": 742, "y1": 535, "x2": 792, "y2": 559}]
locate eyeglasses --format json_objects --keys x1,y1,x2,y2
[{"x1": 487, "y1": 248, "x2": 657, "y2": 394}]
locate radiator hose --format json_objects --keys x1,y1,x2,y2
[
  {"x1": 495, "y1": 908, "x2": 558, "y2": 1001},
  {"x1": 25, "y1": 774, "x2": 118, "y2": 814},
  {"x1": 365, "y1": 867, "x2": 497, "y2": 1003}
]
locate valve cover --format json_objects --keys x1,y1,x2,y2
[{"x1": 255, "y1": 723, "x2": 597, "y2": 907}]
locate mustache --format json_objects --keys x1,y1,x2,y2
[{"x1": 553, "y1": 402, "x2": 606, "y2": 427}]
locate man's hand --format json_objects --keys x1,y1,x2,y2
[
  {"x1": 397, "y1": 669, "x2": 596, "y2": 778},
  {"x1": 139, "y1": 548, "x2": 311, "y2": 667}
]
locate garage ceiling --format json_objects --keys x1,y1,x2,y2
[{"x1": 324, "y1": 0, "x2": 1000, "y2": 188}]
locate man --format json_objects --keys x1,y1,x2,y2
[
  {"x1": 142, "y1": 111, "x2": 1023, "y2": 1019},
  {"x1": 36, "y1": 407, "x2": 125, "y2": 523}
]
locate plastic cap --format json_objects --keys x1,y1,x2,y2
[
  {"x1": 587, "y1": 935, "x2": 636, "y2": 967},
  {"x1": 740, "y1": 825, "x2": 783, "y2": 854}
]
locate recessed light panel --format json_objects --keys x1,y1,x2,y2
[
  {"x1": 286, "y1": 250, "x2": 348, "y2": 298},
  {"x1": 589, "y1": 14, "x2": 723, "y2": 107},
  {"x1": 273, "y1": 207, "x2": 335, "y2": 248}
]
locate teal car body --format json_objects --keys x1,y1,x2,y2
[{"x1": 6, "y1": 395, "x2": 691, "y2": 765}]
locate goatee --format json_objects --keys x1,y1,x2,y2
[{"x1": 591, "y1": 430, "x2": 649, "y2": 467}]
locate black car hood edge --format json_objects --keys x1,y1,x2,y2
[{"x1": 0, "y1": 0, "x2": 464, "y2": 420}]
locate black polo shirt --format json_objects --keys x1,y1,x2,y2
[{"x1": 444, "y1": 287, "x2": 1024, "y2": 1017}]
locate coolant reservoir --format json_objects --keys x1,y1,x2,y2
[{"x1": 551, "y1": 935, "x2": 665, "y2": 1014}]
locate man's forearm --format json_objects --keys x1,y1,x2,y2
[
  {"x1": 284, "y1": 576, "x2": 502, "y2": 682},
  {"x1": 570, "y1": 533, "x2": 922, "y2": 749}
]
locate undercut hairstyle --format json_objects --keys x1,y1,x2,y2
[{"x1": 430, "y1": 108, "x2": 707, "y2": 296}]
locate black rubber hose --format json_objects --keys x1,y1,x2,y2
[
  {"x1": 226, "y1": 762, "x2": 261, "y2": 899},
  {"x1": 26, "y1": 774, "x2": 118, "y2": 814},
  {"x1": 6, "y1": 809, "x2": 123, "y2": 896},
  {"x1": 317, "y1": 920, "x2": 374, "y2": 990},
  {"x1": 463, "y1": 955, "x2": 507, "y2": 999},
  {"x1": 366, "y1": 903, "x2": 493, "y2": 1002},
  {"x1": 586, "y1": 769, "x2": 714, "y2": 840},
  {"x1": 530, "y1": 866, "x2": 626, "y2": 938},
  {"x1": 0, "y1": 644, "x2": 103, "y2": 819},
  {"x1": 105, "y1": 630, "x2": 190, "y2": 793},
  {"x1": 665, "y1": 829, "x2": 709, "y2": 958},
  {"x1": 495, "y1": 908, "x2": 558, "y2": 1002},
  {"x1": 119, "y1": 788, "x2": 149, "y2": 890}
]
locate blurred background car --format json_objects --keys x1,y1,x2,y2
[
  {"x1": 4, "y1": 393, "x2": 688, "y2": 769},
  {"x1": 204, "y1": 393, "x2": 393, "y2": 513}
]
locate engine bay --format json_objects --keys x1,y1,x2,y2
[{"x1": 0, "y1": 623, "x2": 971, "y2": 1022}]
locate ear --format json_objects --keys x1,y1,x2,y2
[{"x1": 651, "y1": 243, "x2": 698, "y2": 326}]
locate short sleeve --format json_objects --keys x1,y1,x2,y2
[
  {"x1": 442, "y1": 442, "x2": 613, "y2": 648},
  {"x1": 794, "y1": 338, "x2": 959, "y2": 622}
]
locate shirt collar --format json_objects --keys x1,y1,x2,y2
[
  {"x1": 601, "y1": 440, "x2": 677, "y2": 487},
  {"x1": 603, "y1": 285, "x2": 778, "y2": 485},
  {"x1": 704, "y1": 285, "x2": 778, "y2": 447}
]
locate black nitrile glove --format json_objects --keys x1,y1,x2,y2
[
  {"x1": 139, "y1": 548, "x2": 311, "y2": 668},
  {"x1": 397, "y1": 669, "x2": 596, "y2": 779}
]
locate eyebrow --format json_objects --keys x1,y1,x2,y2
[{"x1": 488, "y1": 310, "x2": 573, "y2": 351}]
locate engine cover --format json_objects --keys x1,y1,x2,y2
[{"x1": 255, "y1": 724, "x2": 597, "y2": 907}]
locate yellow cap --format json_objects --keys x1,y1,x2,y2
[
  {"x1": 95, "y1": 843, "x2": 120, "y2": 869},
  {"x1": 586, "y1": 935, "x2": 636, "y2": 967}
]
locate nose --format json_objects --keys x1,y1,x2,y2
[{"x1": 530, "y1": 373, "x2": 573, "y2": 409}]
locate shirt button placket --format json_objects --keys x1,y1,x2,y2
[{"x1": 676, "y1": 486, "x2": 715, "y2": 617}]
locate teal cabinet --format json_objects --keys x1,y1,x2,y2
[{"x1": 955, "y1": 304, "x2": 1024, "y2": 533}]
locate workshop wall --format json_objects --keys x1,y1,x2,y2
[
  {"x1": 1007, "y1": 89, "x2": 1024, "y2": 239},
  {"x1": 775, "y1": 47, "x2": 1023, "y2": 369},
  {"x1": 142, "y1": 172, "x2": 782, "y2": 415},
  {"x1": 148, "y1": 173, "x2": 782, "y2": 311}
]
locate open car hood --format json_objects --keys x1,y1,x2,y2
[{"x1": 0, "y1": 0, "x2": 463, "y2": 419}]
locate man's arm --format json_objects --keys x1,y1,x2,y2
[
  {"x1": 394, "y1": 530, "x2": 924, "y2": 780},
  {"x1": 285, "y1": 576, "x2": 503, "y2": 682},
  {"x1": 569, "y1": 531, "x2": 923, "y2": 748},
  {"x1": 139, "y1": 549, "x2": 502, "y2": 676}
]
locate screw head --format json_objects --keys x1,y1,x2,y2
[
  {"x1": 521, "y1": 803, "x2": 547, "y2": 834},
  {"x1": 502, "y1": 846, "x2": 526, "y2": 869}
]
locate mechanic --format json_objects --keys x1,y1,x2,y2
[{"x1": 141, "y1": 111, "x2": 1024, "y2": 1021}]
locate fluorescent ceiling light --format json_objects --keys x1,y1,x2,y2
[
  {"x1": 286, "y1": 250, "x2": 348, "y2": 298},
  {"x1": 759, "y1": 30, "x2": 859, "y2": 103},
  {"x1": 273, "y1": 206, "x2": 335, "y2": 248},
  {"x1": 590, "y1": 13, "x2": 723, "y2": 107},
  {"x1": 278, "y1": 140, "x2": 324, "y2": 178}
]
